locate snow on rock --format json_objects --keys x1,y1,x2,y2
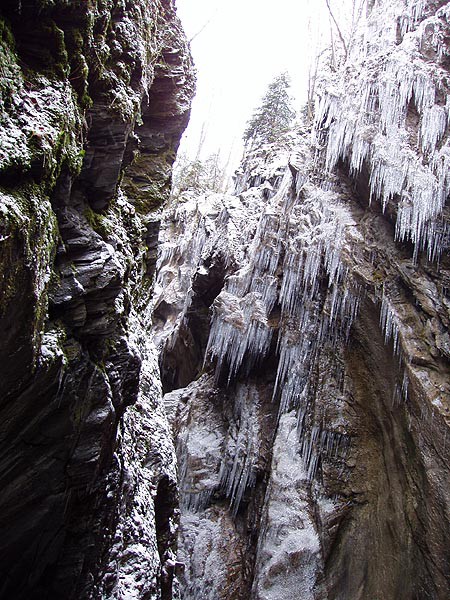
[
  {"x1": 152, "y1": 1, "x2": 449, "y2": 598},
  {"x1": 251, "y1": 413, "x2": 325, "y2": 600},
  {"x1": 97, "y1": 318, "x2": 179, "y2": 600},
  {"x1": 314, "y1": 0, "x2": 450, "y2": 259},
  {"x1": 177, "y1": 509, "x2": 246, "y2": 600},
  {"x1": 0, "y1": 1, "x2": 195, "y2": 598}
]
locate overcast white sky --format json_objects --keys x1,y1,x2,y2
[{"x1": 175, "y1": 0, "x2": 335, "y2": 168}]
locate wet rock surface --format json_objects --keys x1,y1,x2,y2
[{"x1": 0, "y1": 1, "x2": 194, "y2": 598}]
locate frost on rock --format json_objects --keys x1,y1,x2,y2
[
  {"x1": 164, "y1": 374, "x2": 274, "y2": 599},
  {"x1": 98, "y1": 310, "x2": 180, "y2": 600},
  {"x1": 233, "y1": 134, "x2": 296, "y2": 195},
  {"x1": 314, "y1": 0, "x2": 450, "y2": 260},
  {"x1": 204, "y1": 154, "x2": 361, "y2": 455},
  {"x1": 174, "y1": 377, "x2": 226, "y2": 514},
  {"x1": 155, "y1": 131, "x2": 364, "y2": 549},
  {"x1": 177, "y1": 509, "x2": 246, "y2": 600},
  {"x1": 171, "y1": 378, "x2": 265, "y2": 518},
  {"x1": 251, "y1": 413, "x2": 326, "y2": 600},
  {"x1": 152, "y1": 185, "x2": 269, "y2": 383},
  {"x1": 152, "y1": 1, "x2": 450, "y2": 598},
  {"x1": 0, "y1": 27, "x2": 82, "y2": 180},
  {"x1": 218, "y1": 384, "x2": 262, "y2": 516}
]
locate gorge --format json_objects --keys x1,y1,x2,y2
[{"x1": 0, "y1": 1, "x2": 449, "y2": 599}]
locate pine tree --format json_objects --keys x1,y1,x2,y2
[{"x1": 243, "y1": 72, "x2": 296, "y2": 146}]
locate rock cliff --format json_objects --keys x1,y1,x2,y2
[
  {"x1": 0, "y1": 1, "x2": 194, "y2": 598},
  {"x1": 153, "y1": 1, "x2": 450, "y2": 598},
  {"x1": 1, "y1": 0, "x2": 449, "y2": 598}
]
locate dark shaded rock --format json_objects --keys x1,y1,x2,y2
[{"x1": 0, "y1": 1, "x2": 194, "y2": 598}]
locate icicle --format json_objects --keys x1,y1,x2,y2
[
  {"x1": 205, "y1": 170, "x2": 295, "y2": 382},
  {"x1": 297, "y1": 425, "x2": 351, "y2": 483},
  {"x1": 218, "y1": 385, "x2": 261, "y2": 516},
  {"x1": 402, "y1": 370, "x2": 409, "y2": 399},
  {"x1": 314, "y1": 1, "x2": 450, "y2": 260},
  {"x1": 379, "y1": 291, "x2": 403, "y2": 355},
  {"x1": 205, "y1": 294, "x2": 274, "y2": 383}
]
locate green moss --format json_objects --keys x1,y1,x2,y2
[
  {"x1": 50, "y1": 21, "x2": 69, "y2": 77},
  {"x1": 0, "y1": 17, "x2": 15, "y2": 51},
  {"x1": 66, "y1": 27, "x2": 93, "y2": 109},
  {"x1": 0, "y1": 19, "x2": 20, "y2": 109},
  {"x1": 121, "y1": 147, "x2": 177, "y2": 214},
  {"x1": 21, "y1": 19, "x2": 71, "y2": 79},
  {"x1": 80, "y1": 90, "x2": 93, "y2": 109},
  {"x1": 83, "y1": 204, "x2": 113, "y2": 239},
  {"x1": 62, "y1": 143, "x2": 86, "y2": 179},
  {"x1": 1, "y1": 15, "x2": 84, "y2": 190},
  {"x1": 63, "y1": 336, "x2": 82, "y2": 363},
  {"x1": 0, "y1": 184, "x2": 59, "y2": 367},
  {"x1": 120, "y1": 177, "x2": 166, "y2": 213},
  {"x1": 70, "y1": 393, "x2": 90, "y2": 427}
]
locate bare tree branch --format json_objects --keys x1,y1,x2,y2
[
  {"x1": 347, "y1": 0, "x2": 366, "y2": 55},
  {"x1": 324, "y1": 0, "x2": 348, "y2": 62},
  {"x1": 189, "y1": 8, "x2": 219, "y2": 43}
]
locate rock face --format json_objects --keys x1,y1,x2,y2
[
  {"x1": 0, "y1": 1, "x2": 194, "y2": 598},
  {"x1": 153, "y1": 1, "x2": 450, "y2": 598}
]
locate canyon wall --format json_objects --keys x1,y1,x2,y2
[
  {"x1": 1, "y1": 0, "x2": 449, "y2": 598},
  {"x1": 154, "y1": 1, "x2": 450, "y2": 598},
  {"x1": 0, "y1": 1, "x2": 194, "y2": 598}
]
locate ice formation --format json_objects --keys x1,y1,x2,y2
[
  {"x1": 156, "y1": 131, "x2": 365, "y2": 510},
  {"x1": 205, "y1": 170, "x2": 360, "y2": 401},
  {"x1": 152, "y1": 2, "x2": 450, "y2": 597},
  {"x1": 156, "y1": 0, "x2": 450, "y2": 515},
  {"x1": 218, "y1": 385, "x2": 262, "y2": 516},
  {"x1": 314, "y1": 0, "x2": 450, "y2": 260},
  {"x1": 251, "y1": 412, "x2": 325, "y2": 600}
]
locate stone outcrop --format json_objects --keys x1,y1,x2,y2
[
  {"x1": 0, "y1": 1, "x2": 194, "y2": 598},
  {"x1": 153, "y1": 1, "x2": 449, "y2": 598}
]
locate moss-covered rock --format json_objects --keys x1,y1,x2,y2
[{"x1": 0, "y1": 1, "x2": 195, "y2": 598}]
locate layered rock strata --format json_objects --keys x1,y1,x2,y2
[{"x1": 0, "y1": 1, "x2": 194, "y2": 598}]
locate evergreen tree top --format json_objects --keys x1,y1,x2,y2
[{"x1": 243, "y1": 72, "x2": 296, "y2": 147}]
